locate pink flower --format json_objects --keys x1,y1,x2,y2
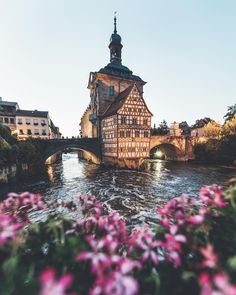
[
  {"x1": 199, "y1": 244, "x2": 218, "y2": 269},
  {"x1": 39, "y1": 268, "x2": 73, "y2": 295},
  {"x1": 128, "y1": 227, "x2": 161, "y2": 266},
  {"x1": 0, "y1": 192, "x2": 45, "y2": 222},
  {"x1": 199, "y1": 185, "x2": 227, "y2": 208},
  {"x1": 0, "y1": 214, "x2": 22, "y2": 245},
  {"x1": 76, "y1": 235, "x2": 111, "y2": 273},
  {"x1": 161, "y1": 233, "x2": 186, "y2": 267},
  {"x1": 187, "y1": 215, "x2": 204, "y2": 225},
  {"x1": 91, "y1": 271, "x2": 138, "y2": 295},
  {"x1": 213, "y1": 273, "x2": 236, "y2": 295},
  {"x1": 199, "y1": 273, "x2": 214, "y2": 295},
  {"x1": 199, "y1": 272, "x2": 236, "y2": 295}
]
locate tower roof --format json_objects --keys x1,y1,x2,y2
[
  {"x1": 98, "y1": 14, "x2": 145, "y2": 83},
  {"x1": 109, "y1": 14, "x2": 122, "y2": 45}
]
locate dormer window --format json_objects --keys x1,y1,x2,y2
[{"x1": 109, "y1": 86, "x2": 114, "y2": 95}]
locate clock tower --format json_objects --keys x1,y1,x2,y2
[{"x1": 80, "y1": 15, "x2": 147, "y2": 140}]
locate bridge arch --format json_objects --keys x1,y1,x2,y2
[
  {"x1": 43, "y1": 139, "x2": 101, "y2": 164},
  {"x1": 150, "y1": 143, "x2": 183, "y2": 161}
]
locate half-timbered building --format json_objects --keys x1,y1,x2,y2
[
  {"x1": 101, "y1": 84, "x2": 152, "y2": 162},
  {"x1": 80, "y1": 15, "x2": 152, "y2": 167}
]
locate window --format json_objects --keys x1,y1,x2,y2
[
  {"x1": 26, "y1": 119, "x2": 31, "y2": 125},
  {"x1": 121, "y1": 116, "x2": 126, "y2": 124},
  {"x1": 18, "y1": 118, "x2": 22, "y2": 124},
  {"x1": 41, "y1": 119, "x2": 46, "y2": 126},
  {"x1": 0, "y1": 117, "x2": 3, "y2": 123},
  {"x1": 132, "y1": 118, "x2": 137, "y2": 125},
  {"x1": 126, "y1": 131, "x2": 131, "y2": 137},
  {"x1": 10, "y1": 118, "x2": 15, "y2": 124},
  {"x1": 135, "y1": 131, "x2": 140, "y2": 137},
  {"x1": 144, "y1": 131, "x2": 149, "y2": 138},
  {"x1": 42, "y1": 129, "x2": 47, "y2": 135},
  {"x1": 4, "y1": 117, "x2": 9, "y2": 124},
  {"x1": 27, "y1": 129, "x2": 32, "y2": 135},
  {"x1": 19, "y1": 129, "x2": 24, "y2": 135},
  {"x1": 34, "y1": 129, "x2": 39, "y2": 135},
  {"x1": 143, "y1": 119, "x2": 148, "y2": 125},
  {"x1": 33, "y1": 119, "x2": 39, "y2": 125},
  {"x1": 109, "y1": 86, "x2": 114, "y2": 95},
  {"x1": 119, "y1": 131, "x2": 125, "y2": 137}
]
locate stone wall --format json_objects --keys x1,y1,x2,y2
[
  {"x1": 103, "y1": 156, "x2": 144, "y2": 170},
  {"x1": 45, "y1": 152, "x2": 62, "y2": 164}
]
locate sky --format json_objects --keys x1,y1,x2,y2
[{"x1": 0, "y1": 0, "x2": 235, "y2": 137}]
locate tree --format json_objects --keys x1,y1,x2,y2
[
  {"x1": 224, "y1": 104, "x2": 236, "y2": 122},
  {"x1": 151, "y1": 123, "x2": 158, "y2": 135},
  {"x1": 157, "y1": 120, "x2": 169, "y2": 135},
  {"x1": 222, "y1": 115, "x2": 236, "y2": 136},
  {"x1": 202, "y1": 121, "x2": 222, "y2": 139},
  {"x1": 0, "y1": 124, "x2": 17, "y2": 145}
]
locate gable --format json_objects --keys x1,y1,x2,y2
[{"x1": 118, "y1": 84, "x2": 152, "y2": 116}]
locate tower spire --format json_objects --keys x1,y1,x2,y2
[
  {"x1": 109, "y1": 12, "x2": 122, "y2": 64},
  {"x1": 114, "y1": 11, "x2": 117, "y2": 34}
]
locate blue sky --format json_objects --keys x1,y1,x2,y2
[{"x1": 0, "y1": 0, "x2": 235, "y2": 136}]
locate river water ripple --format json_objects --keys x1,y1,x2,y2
[{"x1": 1, "y1": 153, "x2": 236, "y2": 227}]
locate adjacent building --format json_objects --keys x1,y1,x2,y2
[
  {"x1": 170, "y1": 121, "x2": 190, "y2": 136},
  {"x1": 0, "y1": 98, "x2": 61, "y2": 140},
  {"x1": 80, "y1": 16, "x2": 152, "y2": 167},
  {"x1": 190, "y1": 117, "x2": 212, "y2": 137}
]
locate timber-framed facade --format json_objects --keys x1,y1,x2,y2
[{"x1": 80, "y1": 15, "x2": 153, "y2": 168}]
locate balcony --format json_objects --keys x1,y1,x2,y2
[
  {"x1": 41, "y1": 123, "x2": 46, "y2": 126},
  {"x1": 18, "y1": 122, "x2": 22, "y2": 125},
  {"x1": 26, "y1": 122, "x2": 31, "y2": 125},
  {"x1": 34, "y1": 123, "x2": 39, "y2": 126}
]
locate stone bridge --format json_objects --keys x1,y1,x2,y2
[
  {"x1": 150, "y1": 135, "x2": 199, "y2": 161},
  {"x1": 44, "y1": 138, "x2": 101, "y2": 164}
]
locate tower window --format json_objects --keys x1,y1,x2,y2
[{"x1": 109, "y1": 86, "x2": 115, "y2": 95}]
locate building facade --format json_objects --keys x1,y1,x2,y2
[
  {"x1": 0, "y1": 98, "x2": 61, "y2": 140},
  {"x1": 80, "y1": 16, "x2": 152, "y2": 167}
]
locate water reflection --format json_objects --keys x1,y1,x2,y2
[{"x1": 0, "y1": 152, "x2": 236, "y2": 227}]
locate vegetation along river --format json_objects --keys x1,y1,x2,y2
[{"x1": 1, "y1": 152, "x2": 236, "y2": 227}]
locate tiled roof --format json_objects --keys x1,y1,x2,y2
[
  {"x1": 98, "y1": 62, "x2": 145, "y2": 83},
  {"x1": 0, "y1": 101, "x2": 18, "y2": 107},
  {"x1": 101, "y1": 85, "x2": 133, "y2": 118},
  {"x1": 191, "y1": 118, "x2": 212, "y2": 129},
  {"x1": 16, "y1": 109, "x2": 48, "y2": 118}
]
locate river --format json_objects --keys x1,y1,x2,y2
[{"x1": 0, "y1": 152, "x2": 236, "y2": 227}]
